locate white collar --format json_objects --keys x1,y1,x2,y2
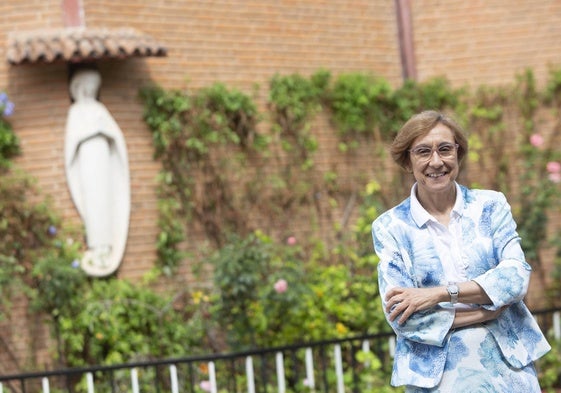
[{"x1": 410, "y1": 182, "x2": 463, "y2": 227}]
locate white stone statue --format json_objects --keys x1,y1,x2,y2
[{"x1": 64, "y1": 68, "x2": 130, "y2": 277}]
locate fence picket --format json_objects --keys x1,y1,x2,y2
[
  {"x1": 334, "y1": 344, "x2": 344, "y2": 393},
  {"x1": 209, "y1": 361, "x2": 217, "y2": 393},
  {"x1": 170, "y1": 364, "x2": 178, "y2": 393},
  {"x1": 389, "y1": 335, "x2": 396, "y2": 358},
  {"x1": 131, "y1": 368, "x2": 139, "y2": 393},
  {"x1": 361, "y1": 340, "x2": 373, "y2": 392},
  {"x1": 86, "y1": 372, "x2": 94, "y2": 393},
  {"x1": 305, "y1": 347, "x2": 315, "y2": 389},
  {"x1": 246, "y1": 356, "x2": 255, "y2": 393},
  {"x1": 275, "y1": 352, "x2": 285, "y2": 393}
]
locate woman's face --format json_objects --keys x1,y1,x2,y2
[{"x1": 409, "y1": 123, "x2": 459, "y2": 195}]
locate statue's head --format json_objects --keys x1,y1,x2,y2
[{"x1": 69, "y1": 69, "x2": 102, "y2": 102}]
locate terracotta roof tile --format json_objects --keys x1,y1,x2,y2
[{"x1": 6, "y1": 27, "x2": 167, "y2": 65}]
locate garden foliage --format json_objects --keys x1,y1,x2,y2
[{"x1": 3, "y1": 67, "x2": 561, "y2": 390}]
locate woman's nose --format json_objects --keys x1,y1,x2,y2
[{"x1": 428, "y1": 150, "x2": 444, "y2": 165}]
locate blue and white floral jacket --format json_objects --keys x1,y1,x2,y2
[{"x1": 371, "y1": 184, "x2": 550, "y2": 388}]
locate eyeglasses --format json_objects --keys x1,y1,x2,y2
[{"x1": 409, "y1": 143, "x2": 459, "y2": 161}]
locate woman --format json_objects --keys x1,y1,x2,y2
[{"x1": 371, "y1": 110, "x2": 550, "y2": 392}]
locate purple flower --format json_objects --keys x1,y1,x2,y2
[
  {"x1": 71, "y1": 259, "x2": 80, "y2": 269},
  {"x1": 3, "y1": 101, "x2": 14, "y2": 117},
  {"x1": 47, "y1": 225, "x2": 57, "y2": 236},
  {"x1": 0, "y1": 92, "x2": 14, "y2": 117}
]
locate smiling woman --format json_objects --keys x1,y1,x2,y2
[{"x1": 371, "y1": 110, "x2": 550, "y2": 393}]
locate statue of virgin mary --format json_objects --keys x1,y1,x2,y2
[{"x1": 65, "y1": 67, "x2": 130, "y2": 277}]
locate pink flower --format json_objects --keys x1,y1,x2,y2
[
  {"x1": 199, "y1": 380, "x2": 212, "y2": 392},
  {"x1": 286, "y1": 236, "x2": 296, "y2": 245},
  {"x1": 274, "y1": 279, "x2": 288, "y2": 294},
  {"x1": 549, "y1": 172, "x2": 561, "y2": 183},
  {"x1": 546, "y1": 161, "x2": 561, "y2": 174},
  {"x1": 530, "y1": 133, "x2": 544, "y2": 148}
]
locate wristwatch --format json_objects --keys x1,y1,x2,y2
[{"x1": 447, "y1": 284, "x2": 459, "y2": 304}]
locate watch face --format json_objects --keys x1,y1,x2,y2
[{"x1": 447, "y1": 285, "x2": 459, "y2": 303}]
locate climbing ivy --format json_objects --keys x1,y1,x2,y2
[
  {"x1": 268, "y1": 70, "x2": 330, "y2": 167},
  {"x1": 140, "y1": 83, "x2": 264, "y2": 271},
  {"x1": 328, "y1": 73, "x2": 392, "y2": 135}
]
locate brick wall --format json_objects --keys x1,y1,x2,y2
[
  {"x1": 412, "y1": 0, "x2": 561, "y2": 88},
  {"x1": 1, "y1": 0, "x2": 560, "y2": 372},
  {"x1": 83, "y1": 0, "x2": 402, "y2": 90}
]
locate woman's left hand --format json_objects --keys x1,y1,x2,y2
[{"x1": 385, "y1": 286, "x2": 445, "y2": 324}]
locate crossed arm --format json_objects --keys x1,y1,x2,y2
[{"x1": 385, "y1": 281, "x2": 505, "y2": 328}]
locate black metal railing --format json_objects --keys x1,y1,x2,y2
[
  {"x1": 1, "y1": 307, "x2": 560, "y2": 393},
  {"x1": 1, "y1": 332, "x2": 396, "y2": 393}
]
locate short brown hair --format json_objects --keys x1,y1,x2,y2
[{"x1": 390, "y1": 110, "x2": 468, "y2": 170}]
